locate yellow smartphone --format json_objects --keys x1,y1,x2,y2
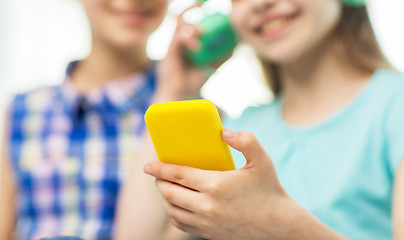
[{"x1": 144, "y1": 100, "x2": 235, "y2": 171}]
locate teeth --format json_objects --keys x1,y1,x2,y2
[{"x1": 262, "y1": 18, "x2": 288, "y2": 33}]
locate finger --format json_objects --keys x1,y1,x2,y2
[
  {"x1": 170, "y1": 218, "x2": 206, "y2": 238},
  {"x1": 156, "y1": 179, "x2": 201, "y2": 212},
  {"x1": 145, "y1": 161, "x2": 215, "y2": 191},
  {"x1": 222, "y1": 129, "x2": 271, "y2": 169},
  {"x1": 165, "y1": 202, "x2": 197, "y2": 226},
  {"x1": 169, "y1": 23, "x2": 201, "y2": 56},
  {"x1": 178, "y1": 24, "x2": 201, "y2": 50},
  {"x1": 167, "y1": 2, "x2": 203, "y2": 58},
  {"x1": 177, "y1": 22, "x2": 202, "y2": 36}
]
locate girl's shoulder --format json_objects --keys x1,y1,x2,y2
[
  {"x1": 372, "y1": 69, "x2": 404, "y2": 94},
  {"x1": 368, "y1": 69, "x2": 404, "y2": 111},
  {"x1": 372, "y1": 69, "x2": 404, "y2": 173},
  {"x1": 373, "y1": 68, "x2": 404, "y2": 108},
  {"x1": 374, "y1": 68, "x2": 404, "y2": 80}
]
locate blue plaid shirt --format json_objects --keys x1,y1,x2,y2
[{"x1": 8, "y1": 61, "x2": 156, "y2": 240}]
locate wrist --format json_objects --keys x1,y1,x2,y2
[
  {"x1": 151, "y1": 91, "x2": 188, "y2": 104},
  {"x1": 276, "y1": 195, "x2": 347, "y2": 240}
]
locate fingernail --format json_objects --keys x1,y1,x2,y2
[
  {"x1": 144, "y1": 164, "x2": 152, "y2": 174},
  {"x1": 223, "y1": 128, "x2": 237, "y2": 139},
  {"x1": 180, "y1": 25, "x2": 194, "y2": 38}
]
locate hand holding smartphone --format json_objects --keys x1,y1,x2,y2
[{"x1": 145, "y1": 100, "x2": 235, "y2": 171}]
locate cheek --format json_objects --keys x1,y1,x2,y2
[
  {"x1": 230, "y1": 8, "x2": 249, "y2": 41},
  {"x1": 81, "y1": 0, "x2": 110, "y2": 29},
  {"x1": 81, "y1": 0, "x2": 108, "y2": 15},
  {"x1": 276, "y1": 2, "x2": 341, "y2": 59},
  {"x1": 157, "y1": 0, "x2": 169, "y2": 11},
  {"x1": 153, "y1": 1, "x2": 169, "y2": 27},
  {"x1": 301, "y1": 1, "x2": 341, "y2": 47},
  {"x1": 305, "y1": 0, "x2": 341, "y2": 33}
]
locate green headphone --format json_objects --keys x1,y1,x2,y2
[{"x1": 342, "y1": 0, "x2": 366, "y2": 7}]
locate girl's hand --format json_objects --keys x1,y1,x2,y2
[
  {"x1": 144, "y1": 129, "x2": 287, "y2": 239},
  {"x1": 144, "y1": 129, "x2": 347, "y2": 240},
  {"x1": 154, "y1": 4, "x2": 225, "y2": 103}
]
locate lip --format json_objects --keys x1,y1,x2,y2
[
  {"x1": 115, "y1": 10, "x2": 153, "y2": 27},
  {"x1": 253, "y1": 11, "x2": 300, "y2": 40}
]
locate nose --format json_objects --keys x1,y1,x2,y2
[{"x1": 250, "y1": 0, "x2": 276, "y2": 14}]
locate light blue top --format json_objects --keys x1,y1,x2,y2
[{"x1": 224, "y1": 69, "x2": 404, "y2": 240}]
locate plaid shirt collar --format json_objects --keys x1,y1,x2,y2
[{"x1": 58, "y1": 61, "x2": 156, "y2": 118}]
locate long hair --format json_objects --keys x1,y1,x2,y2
[{"x1": 260, "y1": 6, "x2": 392, "y2": 96}]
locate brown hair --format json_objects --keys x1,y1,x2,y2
[{"x1": 261, "y1": 6, "x2": 392, "y2": 96}]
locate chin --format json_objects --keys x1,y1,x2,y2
[
  {"x1": 257, "y1": 46, "x2": 302, "y2": 65},
  {"x1": 112, "y1": 34, "x2": 149, "y2": 50}
]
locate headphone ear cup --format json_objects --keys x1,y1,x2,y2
[{"x1": 341, "y1": 0, "x2": 366, "y2": 7}]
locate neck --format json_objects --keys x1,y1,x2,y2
[
  {"x1": 72, "y1": 38, "x2": 151, "y2": 94},
  {"x1": 279, "y1": 40, "x2": 372, "y2": 126}
]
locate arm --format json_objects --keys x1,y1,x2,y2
[
  {"x1": 114, "y1": 131, "x2": 190, "y2": 240},
  {"x1": 0, "y1": 111, "x2": 17, "y2": 239},
  {"x1": 144, "y1": 129, "x2": 348, "y2": 240},
  {"x1": 393, "y1": 160, "x2": 404, "y2": 240}
]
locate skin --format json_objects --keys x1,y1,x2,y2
[
  {"x1": 73, "y1": 0, "x2": 168, "y2": 93},
  {"x1": 394, "y1": 163, "x2": 404, "y2": 239},
  {"x1": 145, "y1": 0, "x2": 404, "y2": 239},
  {"x1": 231, "y1": 0, "x2": 342, "y2": 64},
  {"x1": 115, "y1": 130, "x2": 191, "y2": 240},
  {"x1": 0, "y1": 108, "x2": 17, "y2": 240}
]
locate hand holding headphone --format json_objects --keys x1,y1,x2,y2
[{"x1": 184, "y1": 0, "x2": 238, "y2": 67}]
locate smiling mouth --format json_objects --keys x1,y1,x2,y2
[
  {"x1": 255, "y1": 11, "x2": 300, "y2": 38},
  {"x1": 116, "y1": 10, "x2": 153, "y2": 26}
]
